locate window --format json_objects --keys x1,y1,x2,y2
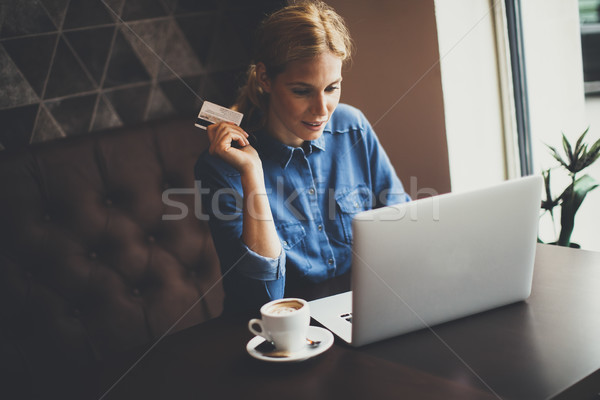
[{"x1": 580, "y1": 0, "x2": 600, "y2": 94}]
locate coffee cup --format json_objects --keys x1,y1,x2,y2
[{"x1": 248, "y1": 298, "x2": 310, "y2": 353}]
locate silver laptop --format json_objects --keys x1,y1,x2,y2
[{"x1": 309, "y1": 175, "x2": 542, "y2": 347}]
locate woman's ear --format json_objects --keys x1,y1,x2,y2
[{"x1": 255, "y1": 62, "x2": 272, "y2": 93}]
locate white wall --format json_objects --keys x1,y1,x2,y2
[
  {"x1": 521, "y1": 0, "x2": 600, "y2": 251},
  {"x1": 578, "y1": 97, "x2": 600, "y2": 250},
  {"x1": 434, "y1": 0, "x2": 509, "y2": 192}
]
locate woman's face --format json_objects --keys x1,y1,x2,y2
[{"x1": 259, "y1": 52, "x2": 343, "y2": 147}]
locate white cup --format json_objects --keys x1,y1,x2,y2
[{"x1": 248, "y1": 298, "x2": 310, "y2": 353}]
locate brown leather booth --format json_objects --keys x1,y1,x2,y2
[{"x1": 0, "y1": 118, "x2": 224, "y2": 397}]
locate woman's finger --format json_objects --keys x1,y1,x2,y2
[{"x1": 210, "y1": 128, "x2": 249, "y2": 155}]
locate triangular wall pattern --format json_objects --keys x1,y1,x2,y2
[{"x1": 0, "y1": 0, "x2": 286, "y2": 151}]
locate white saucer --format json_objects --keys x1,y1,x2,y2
[{"x1": 246, "y1": 326, "x2": 334, "y2": 363}]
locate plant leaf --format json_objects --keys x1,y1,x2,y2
[
  {"x1": 558, "y1": 174, "x2": 600, "y2": 246},
  {"x1": 586, "y1": 137, "x2": 600, "y2": 166},
  {"x1": 562, "y1": 133, "x2": 574, "y2": 166},
  {"x1": 559, "y1": 174, "x2": 599, "y2": 209},
  {"x1": 573, "y1": 126, "x2": 590, "y2": 157},
  {"x1": 546, "y1": 144, "x2": 569, "y2": 169},
  {"x1": 540, "y1": 169, "x2": 559, "y2": 211}
]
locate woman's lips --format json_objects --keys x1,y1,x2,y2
[{"x1": 302, "y1": 121, "x2": 326, "y2": 131}]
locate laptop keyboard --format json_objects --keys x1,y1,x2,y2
[{"x1": 340, "y1": 313, "x2": 352, "y2": 323}]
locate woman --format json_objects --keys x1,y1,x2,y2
[{"x1": 195, "y1": 1, "x2": 409, "y2": 313}]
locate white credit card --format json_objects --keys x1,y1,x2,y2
[{"x1": 195, "y1": 101, "x2": 244, "y2": 130}]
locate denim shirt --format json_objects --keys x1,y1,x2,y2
[{"x1": 195, "y1": 104, "x2": 409, "y2": 312}]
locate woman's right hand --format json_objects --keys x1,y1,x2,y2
[{"x1": 206, "y1": 122, "x2": 261, "y2": 175}]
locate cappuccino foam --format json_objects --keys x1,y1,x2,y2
[
  {"x1": 267, "y1": 300, "x2": 303, "y2": 315},
  {"x1": 270, "y1": 307, "x2": 297, "y2": 315}
]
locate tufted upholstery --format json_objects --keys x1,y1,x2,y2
[{"x1": 0, "y1": 118, "x2": 223, "y2": 386}]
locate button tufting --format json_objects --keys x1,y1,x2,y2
[
  {"x1": 43, "y1": 214, "x2": 51, "y2": 222},
  {"x1": 132, "y1": 288, "x2": 141, "y2": 296},
  {"x1": 73, "y1": 308, "x2": 81, "y2": 318},
  {"x1": 89, "y1": 251, "x2": 97, "y2": 260},
  {"x1": 26, "y1": 271, "x2": 33, "y2": 279},
  {"x1": 147, "y1": 235, "x2": 155, "y2": 243},
  {"x1": 104, "y1": 198, "x2": 113, "y2": 207}
]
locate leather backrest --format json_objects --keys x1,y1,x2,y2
[{"x1": 0, "y1": 118, "x2": 223, "y2": 375}]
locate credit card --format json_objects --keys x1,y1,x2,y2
[{"x1": 195, "y1": 101, "x2": 244, "y2": 130}]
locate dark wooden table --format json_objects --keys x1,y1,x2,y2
[{"x1": 57, "y1": 244, "x2": 600, "y2": 399}]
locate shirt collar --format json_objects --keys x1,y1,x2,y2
[{"x1": 255, "y1": 130, "x2": 327, "y2": 169}]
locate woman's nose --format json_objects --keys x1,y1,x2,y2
[{"x1": 311, "y1": 94, "x2": 328, "y2": 116}]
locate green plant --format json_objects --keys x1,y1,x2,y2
[{"x1": 541, "y1": 127, "x2": 600, "y2": 247}]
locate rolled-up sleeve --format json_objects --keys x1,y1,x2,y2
[
  {"x1": 360, "y1": 111, "x2": 411, "y2": 206},
  {"x1": 236, "y1": 243, "x2": 286, "y2": 280},
  {"x1": 195, "y1": 156, "x2": 286, "y2": 312}
]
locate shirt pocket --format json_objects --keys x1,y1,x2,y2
[
  {"x1": 336, "y1": 184, "x2": 373, "y2": 244},
  {"x1": 277, "y1": 222, "x2": 311, "y2": 275},
  {"x1": 277, "y1": 222, "x2": 306, "y2": 250}
]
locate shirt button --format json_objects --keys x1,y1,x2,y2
[
  {"x1": 354, "y1": 201, "x2": 360, "y2": 208},
  {"x1": 282, "y1": 240, "x2": 288, "y2": 247},
  {"x1": 328, "y1": 258, "x2": 334, "y2": 265},
  {"x1": 308, "y1": 188, "x2": 315, "y2": 195},
  {"x1": 317, "y1": 225, "x2": 323, "y2": 231}
]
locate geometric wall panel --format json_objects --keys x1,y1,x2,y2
[
  {"x1": 156, "y1": 20, "x2": 203, "y2": 80},
  {"x1": 1, "y1": 0, "x2": 57, "y2": 38},
  {"x1": 121, "y1": 20, "x2": 171, "y2": 79},
  {"x1": 92, "y1": 94, "x2": 123, "y2": 131},
  {"x1": 2, "y1": 34, "x2": 57, "y2": 96},
  {"x1": 64, "y1": 27, "x2": 114, "y2": 85},
  {"x1": 104, "y1": 30, "x2": 151, "y2": 88},
  {"x1": 146, "y1": 86, "x2": 175, "y2": 119},
  {"x1": 44, "y1": 36, "x2": 96, "y2": 98},
  {"x1": 0, "y1": 0, "x2": 286, "y2": 151},
  {"x1": 39, "y1": 0, "x2": 70, "y2": 29},
  {"x1": 31, "y1": 104, "x2": 65, "y2": 143},
  {"x1": 104, "y1": 84, "x2": 151, "y2": 125},
  {"x1": 121, "y1": 0, "x2": 167, "y2": 21},
  {"x1": 0, "y1": 44, "x2": 39, "y2": 109},
  {"x1": 159, "y1": 75, "x2": 205, "y2": 116},
  {"x1": 62, "y1": 0, "x2": 114, "y2": 29},
  {"x1": 45, "y1": 94, "x2": 98, "y2": 136}
]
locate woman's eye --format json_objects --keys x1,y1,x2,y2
[
  {"x1": 291, "y1": 86, "x2": 339, "y2": 96},
  {"x1": 292, "y1": 89, "x2": 310, "y2": 96}
]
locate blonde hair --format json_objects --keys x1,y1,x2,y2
[{"x1": 233, "y1": 1, "x2": 353, "y2": 132}]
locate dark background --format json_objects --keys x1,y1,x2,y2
[{"x1": 0, "y1": 0, "x2": 285, "y2": 151}]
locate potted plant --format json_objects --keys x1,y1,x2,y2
[{"x1": 540, "y1": 127, "x2": 600, "y2": 248}]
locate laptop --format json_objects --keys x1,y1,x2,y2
[{"x1": 309, "y1": 175, "x2": 543, "y2": 347}]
